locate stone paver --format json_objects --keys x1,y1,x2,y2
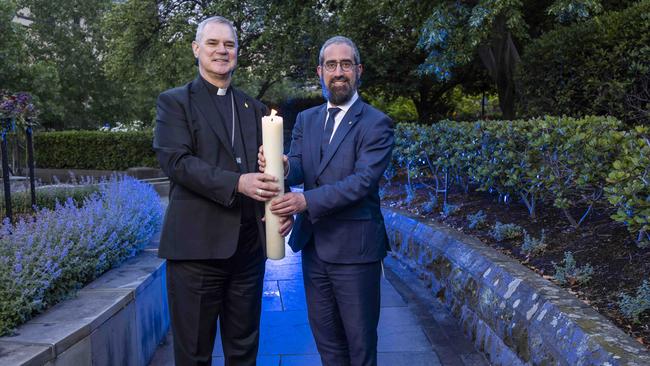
[{"x1": 149, "y1": 242, "x2": 489, "y2": 365}]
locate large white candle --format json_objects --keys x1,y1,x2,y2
[{"x1": 261, "y1": 109, "x2": 285, "y2": 260}]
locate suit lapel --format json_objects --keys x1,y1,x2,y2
[
  {"x1": 233, "y1": 88, "x2": 257, "y2": 172},
  {"x1": 190, "y1": 78, "x2": 235, "y2": 161},
  {"x1": 310, "y1": 105, "x2": 328, "y2": 173},
  {"x1": 316, "y1": 99, "x2": 364, "y2": 177}
]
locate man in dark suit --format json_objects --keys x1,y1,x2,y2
[
  {"x1": 154, "y1": 16, "x2": 292, "y2": 366},
  {"x1": 260, "y1": 36, "x2": 394, "y2": 366}
]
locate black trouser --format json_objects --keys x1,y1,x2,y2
[
  {"x1": 166, "y1": 222, "x2": 265, "y2": 366},
  {"x1": 302, "y1": 240, "x2": 382, "y2": 366}
]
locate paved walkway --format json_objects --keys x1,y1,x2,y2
[{"x1": 149, "y1": 242, "x2": 489, "y2": 366}]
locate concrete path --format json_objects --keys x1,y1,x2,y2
[{"x1": 149, "y1": 243, "x2": 489, "y2": 366}]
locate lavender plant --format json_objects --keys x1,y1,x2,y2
[
  {"x1": 618, "y1": 280, "x2": 650, "y2": 323},
  {"x1": 552, "y1": 251, "x2": 594, "y2": 286},
  {"x1": 489, "y1": 221, "x2": 524, "y2": 242},
  {"x1": 521, "y1": 230, "x2": 547, "y2": 257},
  {"x1": 467, "y1": 210, "x2": 487, "y2": 229},
  {"x1": 0, "y1": 176, "x2": 162, "y2": 335}
]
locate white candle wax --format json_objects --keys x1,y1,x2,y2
[{"x1": 261, "y1": 110, "x2": 285, "y2": 260}]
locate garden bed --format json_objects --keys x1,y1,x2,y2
[{"x1": 382, "y1": 181, "x2": 650, "y2": 349}]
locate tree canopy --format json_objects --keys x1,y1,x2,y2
[
  {"x1": 417, "y1": 0, "x2": 640, "y2": 119},
  {"x1": 1, "y1": 0, "x2": 645, "y2": 128}
]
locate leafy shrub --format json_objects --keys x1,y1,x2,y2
[
  {"x1": 0, "y1": 176, "x2": 162, "y2": 335},
  {"x1": 34, "y1": 131, "x2": 157, "y2": 170},
  {"x1": 389, "y1": 116, "x2": 649, "y2": 239},
  {"x1": 606, "y1": 126, "x2": 650, "y2": 248},
  {"x1": 467, "y1": 210, "x2": 487, "y2": 229},
  {"x1": 0, "y1": 184, "x2": 99, "y2": 217},
  {"x1": 489, "y1": 222, "x2": 524, "y2": 242},
  {"x1": 618, "y1": 280, "x2": 650, "y2": 323},
  {"x1": 517, "y1": 1, "x2": 650, "y2": 126},
  {"x1": 521, "y1": 230, "x2": 547, "y2": 257},
  {"x1": 552, "y1": 252, "x2": 594, "y2": 286}
]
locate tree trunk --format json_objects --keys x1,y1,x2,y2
[
  {"x1": 413, "y1": 79, "x2": 456, "y2": 124},
  {"x1": 478, "y1": 15, "x2": 520, "y2": 120},
  {"x1": 255, "y1": 78, "x2": 279, "y2": 101}
]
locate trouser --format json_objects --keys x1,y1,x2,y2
[
  {"x1": 302, "y1": 240, "x2": 382, "y2": 366},
  {"x1": 166, "y1": 222, "x2": 265, "y2": 366}
]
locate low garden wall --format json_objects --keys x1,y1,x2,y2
[
  {"x1": 0, "y1": 241, "x2": 169, "y2": 366},
  {"x1": 383, "y1": 207, "x2": 650, "y2": 366}
]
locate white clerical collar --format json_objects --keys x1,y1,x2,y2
[
  {"x1": 328, "y1": 91, "x2": 358, "y2": 114},
  {"x1": 217, "y1": 87, "x2": 228, "y2": 96}
]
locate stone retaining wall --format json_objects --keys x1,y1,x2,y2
[
  {"x1": 0, "y1": 243, "x2": 169, "y2": 366},
  {"x1": 383, "y1": 208, "x2": 650, "y2": 366}
]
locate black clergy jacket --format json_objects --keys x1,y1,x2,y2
[{"x1": 153, "y1": 76, "x2": 268, "y2": 260}]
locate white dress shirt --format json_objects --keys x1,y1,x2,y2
[{"x1": 325, "y1": 92, "x2": 359, "y2": 143}]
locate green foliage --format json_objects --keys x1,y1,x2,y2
[
  {"x1": 364, "y1": 94, "x2": 418, "y2": 123},
  {"x1": 15, "y1": 0, "x2": 127, "y2": 129},
  {"x1": 0, "y1": 184, "x2": 99, "y2": 217},
  {"x1": 34, "y1": 131, "x2": 157, "y2": 170},
  {"x1": 337, "y1": 0, "x2": 472, "y2": 123},
  {"x1": 530, "y1": 116, "x2": 624, "y2": 227},
  {"x1": 489, "y1": 221, "x2": 524, "y2": 242},
  {"x1": 552, "y1": 251, "x2": 594, "y2": 285},
  {"x1": 518, "y1": 1, "x2": 650, "y2": 126},
  {"x1": 0, "y1": 1, "x2": 29, "y2": 90},
  {"x1": 448, "y1": 87, "x2": 501, "y2": 121},
  {"x1": 103, "y1": 0, "x2": 328, "y2": 123},
  {"x1": 390, "y1": 116, "x2": 650, "y2": 243},
  {"x1": 618, "y1": 280, "x2": 650, "y2": 323},
  {"x1": 419, "y1": 1, "x2": 639, "y2": 120},
  {"x1": 547, "y1": 0, "x2": 603, "y2": 23},
  {"x1": 521, "y1": 230, "x2": 547, "y2": 257},
  {"x1": 467, "y1": 210, "x2": 488, "y2": 230},
  {"x1": 606, "y1": 126, "x2": 650, "y2": 247}
]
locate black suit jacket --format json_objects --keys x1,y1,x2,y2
[{"x1": 154, "y1": 77, "x2": 268, "y2": 260}]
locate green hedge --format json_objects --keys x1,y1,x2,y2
[
  {"x1": 517, "y1": 1, "x2": 650, "y2": 126},
  {"x1": 391, "y1": 117, "x2": 648, "y2": 247},
  {"x1": 34, "y1": 131, "x2": 158, "y2": 170},
  {"x1": 0, "y1": 185, "x2": 100, "y2": 217}
]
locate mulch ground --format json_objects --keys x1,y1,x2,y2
[{"x1": 381, "y1": 180, "x2": 649, "y2": 349}]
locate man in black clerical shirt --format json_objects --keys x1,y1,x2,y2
[{"x1": 153, "y1": 15, "x2": 292, "y2": 366}]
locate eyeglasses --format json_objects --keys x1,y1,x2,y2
[{"x1": 323, "y1": 60, "x2": 357, "y2": 72}]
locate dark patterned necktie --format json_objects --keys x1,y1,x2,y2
[{"x1": 321, "y1": 107, "x2": 341, "y2": 159}]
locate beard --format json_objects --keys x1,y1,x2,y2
[{"x1": 322, "y1": 75, "x2": 357, "y2": 105}]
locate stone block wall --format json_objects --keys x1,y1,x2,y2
[
  {"x1": 383, "y1": 208, "x2": 650, "y2": 366},
  {"x1": 0, "y1": 249, "x2": 169, "y2": 366}
]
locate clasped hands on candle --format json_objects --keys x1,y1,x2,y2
[{"x1": 257, "y1": 146, "x2": 307, "y2": 217}]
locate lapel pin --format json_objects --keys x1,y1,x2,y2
[
  {"x1": 349, "y1": 121, "x2": 352, "y2": 125},
  {"x1": 244, "y1": 102, "x2": 249, "y2": 108}
]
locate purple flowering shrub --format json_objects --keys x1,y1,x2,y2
[{"x1": 0, "y1": 176, "x2": 162, "y2": 335}]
